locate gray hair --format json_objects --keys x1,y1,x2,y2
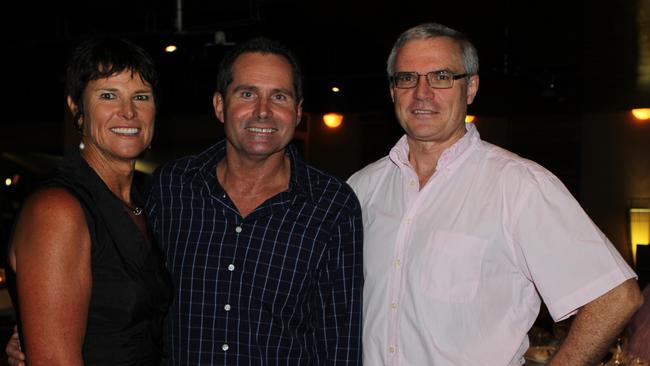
[{"x1": 386, "y1": 23, "x2": 479, "y2": 77}]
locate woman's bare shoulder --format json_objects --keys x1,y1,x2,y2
[
  {"x1": 11, "y1": 186, "x2": 89, "y2": 253},
  {"x1": 20, "y1": 186, "x2": 85, "y2": 221}
]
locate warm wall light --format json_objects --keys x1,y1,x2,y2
[
  {"x1": 630, "y1": 208, "x2": 650, "y2": 265},
  {"x1": 4, "y1": 178, "x2": 11, "y2": 187},
  {"x1": 331, "y1": 87, "x2": 340, "y2": 93},
  {"x1": 323, "y1": 113, "x2": 343, "y2": 128},
  {"x1": 165, "y1": 45, "x2": 178, "y2": 53},
  {"x1": 631, "y1": 108, "x2": 650, "y2": 121},
  {"x1": 465, "y1": 115, "x2": 476, "y2": 123}
]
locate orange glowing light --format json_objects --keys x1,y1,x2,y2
[
  {"x1": 631, "y1": 108, "x2": 650, "y2": 121},
  {"x1": 323, "y1": 113, "x2": 343, "y2": 128},
  {"x1": 630, "y1": 208, "x2": 650, "y2": 265}
]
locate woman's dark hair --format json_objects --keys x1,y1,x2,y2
[
  {"x1": 216, "y1": 37, "x2": 302, "y2": 101},
  {"x1": 66, "y1": 38, "x2": 159, "y2": 125}
]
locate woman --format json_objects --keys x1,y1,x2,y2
[{"x1": 6, "y1": 38, "x2": 172, "y2": 365}]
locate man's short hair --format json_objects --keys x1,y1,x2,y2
[{"x1": 216, "y1": 37, "x2": 303, "y2": 101}]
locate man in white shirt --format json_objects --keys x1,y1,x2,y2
[{"x1": 347, "y1": 22, "x2": 643, "y2": 366}]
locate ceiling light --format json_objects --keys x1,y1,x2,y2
[
  {"x1": 631, "y1": 108, "x2": 650, "y2": 121},
  {"x1": 323, "y1": 113, "x2": 343, "y2": 128}
]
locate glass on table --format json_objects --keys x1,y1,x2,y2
[
  {"x1": 603, "y1": 338, "x2": 629, "y2": 366},
  {"x1": 628, "y1": 356, "x2": 650, "y2": 366}
]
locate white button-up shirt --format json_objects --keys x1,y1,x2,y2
[{"x1": 348, "y1": 124, "x2": 635, "y2": 366}]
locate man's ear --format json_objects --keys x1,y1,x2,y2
[
  {"x1": 466, "y1": 74, "x2": 479, "y2": 105},
  {"x1": 213, "y1": 93, "x2": 225, "y2": 123},
  {"x1": 295, "y1": 99, "x2": 303, "y2": 126}
]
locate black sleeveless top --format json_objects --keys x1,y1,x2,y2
[{"x1": 8, "y1": 152, "x2": 173, "y2": 365}]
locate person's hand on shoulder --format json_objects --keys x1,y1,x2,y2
[{"x1": 6, "y1": 325, "x2": 25, "y2": 366}]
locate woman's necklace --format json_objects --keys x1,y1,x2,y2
[{"x1": 123, "y1": 201, "x2": 143, "y2": 216}]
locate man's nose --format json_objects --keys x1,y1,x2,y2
[
  {"x1": 256, "y1": 98, "x2": 272, "y2": 119},
  {"x1": 414, "y1": 75, "x2": 435, "y2": 100}
]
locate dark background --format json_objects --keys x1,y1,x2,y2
[
  {"x1": 3, "y1": 0, "x2": 644, "y2": 182},
  {"x1": 2, "y1": 0, "x2": 646, "y2": 220},
  {"x1": 0, "y1": 0, "x2": 648, "y2": 359},
  {"x1": 0, "y1": 5, "x2": 646, "y2": 242},
  {"x1": 2, "y1": 0, "x2": 642, "y2": 127}
]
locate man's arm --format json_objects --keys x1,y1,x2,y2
[
  {"x1": 548, "y1": 279, "x2": 643, "y2": 365},
  {"x1": 315, "y1": 197, "x2": 363, "y2": 365}
]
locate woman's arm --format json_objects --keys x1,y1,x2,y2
[{"x1": 9, "y1": 187, "x2": 92, "y2": 366}]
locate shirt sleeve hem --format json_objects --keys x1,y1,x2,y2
[{"x1": 547, "y1": 267, "x2": 637, "y2": 321}]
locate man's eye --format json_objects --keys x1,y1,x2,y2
[
  {"x1": 240, "y1": 91, "x2": 253, "y2": 98},
  {"x1": 399, "y1": 74, "x2": 416, "y2": 82},
  {"x1": 100, "y1": 92, "x2": 116, "y2": 99},
  {"x1": 273, "y1": 94, "x2": 287, "y2": 101},
  {"x1": 434, "y1": 73, "x2": 451, "y2": 81}
]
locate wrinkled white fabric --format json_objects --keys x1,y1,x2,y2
[{"x1": 348, "y1": 123, "x2": 636, "y2": 366}]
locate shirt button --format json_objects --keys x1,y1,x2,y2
[
  {"x1": 389, "y1": 346, "x2": 396, "y2": 354},
  {"x1": 390, "y1": 303, "x2": 398, "y2": 309},
  {"x1": 227, "y1": 264, "x2": 235, "y2": 271},
  {"x1": 409, "y1": 180, "x2": 416, "y2": 186},
  {"x1": 395, "y1": 259, "x2": 401, "y2": 267},
  {"x1": 224, "y1": 304, "x2": 231, "y2": 311},
  {"x1": 222, "y1": 344, "x2": 229, "y2": 351},
  {"x1": 235, "y1": 226, "x2": 242, "y2": 233},
  {"x1": 406, "y1": 218, "x2": 412, "y2": 225}
]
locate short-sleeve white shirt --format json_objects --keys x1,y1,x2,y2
[{"x1": 347, "y1": 123, "x2": 635, "y2": 366}]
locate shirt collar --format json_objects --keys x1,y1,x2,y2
[
  {"x1": 285, "y1": 143, "x2": 314, "y2": 201},
  {"x1": 389, "y1": 122, "x2": 481, "y2": 173},
  {"x1": 190, "y1": 139, "x2": 315, "y2": 202}
]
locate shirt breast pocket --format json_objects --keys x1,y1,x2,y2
[{"x1": 418, "y1": 230, "x2": 487, "y2": 303}]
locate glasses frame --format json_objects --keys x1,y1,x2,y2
[{"x1": 390, "y1": 71, "x2": 468, "y2": 89}]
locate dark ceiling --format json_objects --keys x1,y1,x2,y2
[{"x1": 3, "y1": 0, "x2": 643, "y2": 127}]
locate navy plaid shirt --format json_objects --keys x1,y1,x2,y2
[{"x1": 145, "y1": 140, "x2": 363, "y2": 365}]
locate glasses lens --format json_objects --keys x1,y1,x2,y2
[
  {"x1": 393, "y1": 72, "x2": 418, "y2": 88},
  {"x1": 427, "y1": 72, "x2": 453, "y2": 88}
]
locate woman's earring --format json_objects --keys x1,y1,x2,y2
[{"x1": 79, "y1": 141, "x2": 85, "y2": 150}]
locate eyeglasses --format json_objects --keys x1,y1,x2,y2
[{"x1": 390, "y1": 71, "x2": 468, "y2": 89}]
